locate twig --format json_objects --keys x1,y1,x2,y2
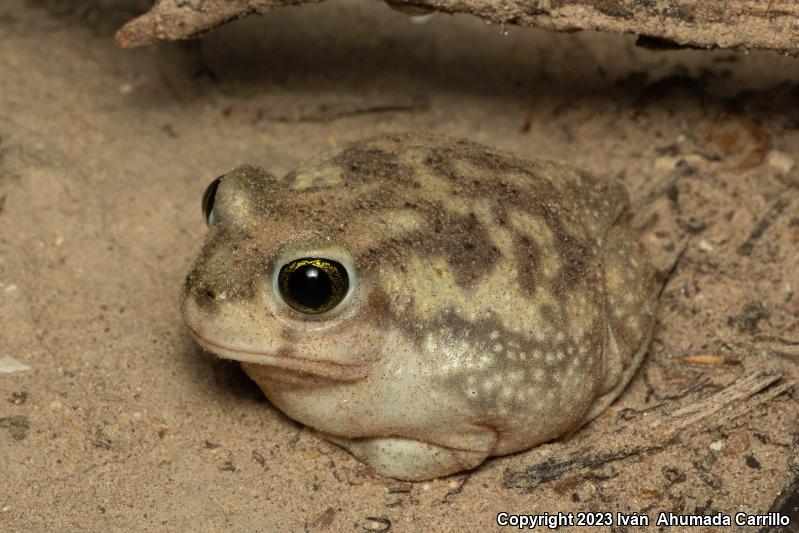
[
  {"x1": 737, "y1": 195, "x2": 791, "y2": 256},
  {"x1": 504, "y1": 371, "x2": 791, "y2": 493}
]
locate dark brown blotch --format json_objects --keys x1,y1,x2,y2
[
  {"x1": 331, "y1": 145, "x2": 416, "y2": 186},
  {"x1": 354, "y1": 206, "x2": 500, "y2": 288},
  {"x1": 512, "y1": 233, "x2": 542, "y2": 296}
]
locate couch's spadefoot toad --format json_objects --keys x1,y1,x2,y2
[{"x1": 182, "y1": 133, "x2": 658, "y2": 480}]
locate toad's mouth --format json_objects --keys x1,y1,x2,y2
[{"x1": 186, "y1": 325, "x2": 371, "y2": 382}]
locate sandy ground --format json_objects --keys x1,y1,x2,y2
[{"x1": 1, "y1": 1, "x2": 798, "y2": 531}]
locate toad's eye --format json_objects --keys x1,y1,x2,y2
[
  {"x1": 277, "y1": 258, "x2": 350, "y2": 315},
  {"x1": 202, "y1": 176, "x2": 223, "y2": 227}
]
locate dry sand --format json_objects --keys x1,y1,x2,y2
[{"x1": 1, "y1": 0, "x2": 797, "y2": 531}]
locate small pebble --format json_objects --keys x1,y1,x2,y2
[
  {"x1": 640, "y1": 488, "x2": 657, "y2": 499},
  {"x1": 767, "y1": 150, "x2": 795, "y2": 174},
  {"x1": 49, "y1": 400, "x2": 63, "y2": 410},
  {"x1": 709, "y1": 440, "x2": 725, "y2": 451},
  {"x1": 654, "y1": 156, "x2": 679, "y2": 172},
  {"x1": 573, "y1": 481, "x2": 597, "y2": 502},
  {"x1": 0, "y1": 357, "x2": 30, "y2": 374},
  {"x1": 362, "y1": 516, "x2": 391, "y2": 532},
  {"x1": 698, "y1": 239, "x2": 713, "y2": 252},
  {"x1": 745, "y1": 455, "x2": 761, "y2": 469}
]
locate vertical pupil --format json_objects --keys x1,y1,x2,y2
[{"x1": 288, "y1": 265, "x2": 333, "y2": 309}]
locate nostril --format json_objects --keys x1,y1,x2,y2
[{"x1": 204, "y1": 289, "x2": 217, "y2": 300}]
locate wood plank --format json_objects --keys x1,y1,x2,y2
[{"x1": 115, "y1": 0, "x2": 799, "y2": 52}]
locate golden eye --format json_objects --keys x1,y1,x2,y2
[
  {"x1": 202, "y1": 175, "x2": 223, "y2": 227},
  {"x1": 277, "y1": 258, "x2": 350, "y2": 315}
]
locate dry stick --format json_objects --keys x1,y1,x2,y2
[
  {"x1": 116, "y1": 0, "x2": 799, "y2": 52},
  {"x1": 504, "y1": 371, "x2": 793, "y2": 492},
  {"x1": 661, "y1": 370, "x2": 782, "y2": 430},
  {"x1": 736, "y1": 195, "x2": 792, "y2": 256}
]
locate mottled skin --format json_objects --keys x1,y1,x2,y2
[{"x1": 181, "y1": 133, "x2": 658, "y2": 480}]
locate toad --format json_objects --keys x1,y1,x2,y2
[{"x1": 181, "y1": 133, "x2": 658, "y2": 480}]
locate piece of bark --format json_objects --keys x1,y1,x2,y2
[{"x1": 116, "y1": 0, "x2": 799, "y2": 53}]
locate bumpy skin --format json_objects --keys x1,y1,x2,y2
[{"x1": 181, "y1": 133, "x2": 658, "y2": 480}]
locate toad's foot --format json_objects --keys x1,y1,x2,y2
[{"x1": 326, "y1": 435, "x2": 493, "y2": 480}]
